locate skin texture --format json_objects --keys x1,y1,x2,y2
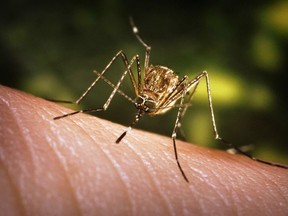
[{"x1": 0, "y1": 85, "x2": 287, "y2": 216}]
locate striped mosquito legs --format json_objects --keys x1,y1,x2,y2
[
  {"x1": 75, "y1": 50, "x2": 139, "y2": 105},
  {"x1": 53, "y1": 51, "x2": 141, "y2": 120},
  {"x1": 100, "y1": 55, "x2": 139, "y2": 111}
]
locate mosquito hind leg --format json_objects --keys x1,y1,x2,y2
[{"x1": 198, "y1": 70, "x2": 288, "y2": 169}]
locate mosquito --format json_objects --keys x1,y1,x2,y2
[{"x1": 53, "y1": 18, "x2": 288, "y2": 182}]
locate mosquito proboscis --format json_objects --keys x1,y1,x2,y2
[{"x1": 52, "y1": 18, "x2": 288, "y2": 182}]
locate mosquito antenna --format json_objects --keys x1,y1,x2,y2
[
  {"x1": 129, "y1": 17, "x2": 151, "y2": 70},
  {"x1": 129, "y1": 17, "x2": 150, "y2": 48}
]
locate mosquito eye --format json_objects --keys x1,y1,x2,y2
[
  {"x1": 145, "y1": 100, "x2": 156, "y2": 110},
  {"x1": 135, "y1": 96, "x2": 144, "y2": 104}
]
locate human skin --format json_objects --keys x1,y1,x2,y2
[{"x1": 0, "y1": 85, "x2": 287, "y2": 216}]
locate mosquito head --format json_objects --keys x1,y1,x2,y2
[{"x1": 134, "y1": 95, "x2": 157, "y2": 113}]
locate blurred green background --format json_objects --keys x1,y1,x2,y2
[{"x1": 1, "y1": 1, "x2": 288, "y2": 164}]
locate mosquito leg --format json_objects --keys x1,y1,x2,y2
[
  {"x1": 198, "y1": 71, "x2": 288, "y2": 169},
  {"x1": 76, "y1": 50, "x2": 138, "y2": 105},
  {"x1": 171, "y1": 84, "x2": 190, "y2": 182},
  {"x1": 53, "y1": 62, "x2": 131, "y2": 120},
  {"x1": 178, "y1": 81, "x2": 201, "y2": 140},
  {"x1": 172, "y1": 137, "x2": 189, "y2": 182},
  {"x1": 218, "y1": 138, "x2": 288, "y2": 169},
  {"x1": 53, "y1": 108, "x2": 104, "y2": 120},
  {"x1": 199, "y1": 71, "x2": 260, "y2": 154},
  {"x1": 54, "y1": 52, "x2": 140, "y2": 120},
  {"x1": 93, "y1": 71, "x2": 134, "y2": 103},
  {"x1": 101, "y1": 54, "x2": 140, "y2": 110},
  {"x1": 135, "y1": 53, "x2": 142, "y2": 94},
  {"x1": 45, "y1": 99, "x2": 74, "y2": 104},
  {"x1": 53, "y1": 63, "x2": 131, "y2": 120}
]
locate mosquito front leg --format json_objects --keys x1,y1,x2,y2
[
  {"x1": 93, "y1": 71, "x2": 134, "y2": 103},
  {"x1": 53, "y1": 52, "x2": 140, "y2": 120},
  {"x1": 100, "y1": 54, "x2": 140, "y2": 110},
  {"x1": 76, "y1": 50, "x2": 138, "y2": 105}
]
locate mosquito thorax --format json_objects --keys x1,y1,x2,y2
[
  {"x1": 145, "y1": 65, "x2": 179, "y2": 91},
  {"x1": 144, "y1": 65, "x2": 180, "y2": 100},
  {"x1": 134, "y1": 95, "x2": 157, "y2": 113}
]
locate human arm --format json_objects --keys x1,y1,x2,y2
[{"x1": 0, "y1": 85, "x2": 287, "y2": 215}]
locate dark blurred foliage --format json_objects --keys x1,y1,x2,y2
[{"x1": 1, "y1": 0, "x2": 288, "y2": 163}]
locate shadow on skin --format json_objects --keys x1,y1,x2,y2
[{"x1": 0, "y1": 85, "x2": 287, "y2": 215}]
